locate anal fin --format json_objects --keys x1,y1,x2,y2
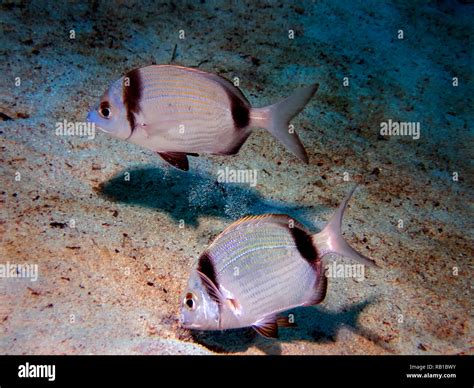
[
  {"x1": 253, "y1": 314, "x2": 297, "y2": 338},
  {"x1": 277, "y1": 316, "x2": 297, "y2": 328},
  {"x1": 157, "y1": 152, "x2": 190, "y2": 171},
  {"x1": 253, "y1": 318, "x2": 278, "y2": 339}
]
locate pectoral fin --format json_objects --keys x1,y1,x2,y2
[
  {"x1": 157, "y1": 152, "x2": 190, "y2": 171},
  {"x1": 226, "y1": 298, "x2": 242, "y2": 316}
]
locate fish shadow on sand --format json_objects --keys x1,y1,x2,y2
[
  {"x1": 97, "y1": 165, "x2": 322, "y2": 228},
  {"x1": 190, "y1": 298, "x2": 391, "y2": 355}
]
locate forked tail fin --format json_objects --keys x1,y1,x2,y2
[
  {"x1": 250, "y1": 84, "x2": 318, "y2": 163},
  {"x1": 312, "y1": 185, "x2": 379, "y2": 268}
]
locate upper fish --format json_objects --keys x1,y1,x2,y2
[
  {"x1": 180, "y1": 186, "x2": 379, "y2": 338},
  {"x1": 87, "y1": 65, "x2": 318, "y2": 170}
]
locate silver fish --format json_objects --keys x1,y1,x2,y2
[
  {"x1": 87, "y1": 65, "x2": 318, "y2": 170},
  {"x1": 180, "y1": 186, "x2": 378, "y2": 338}
]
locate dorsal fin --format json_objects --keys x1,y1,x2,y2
[
  {"x1": 220, "y1": 214, "x2": 272, "y2": 234},
  {"x1": 216, "y1": 214, "x2": 306, "y2": 239},
  {"x1": 216, "y1": 214, "x2": 319, "y2": 264},
  {"x1": 152, "y1": 64, "x2": 250, "y2": 105}
]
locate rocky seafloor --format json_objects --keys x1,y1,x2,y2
[{"x1": 0, "y1": 0, "x2": 473, "y2": 355}]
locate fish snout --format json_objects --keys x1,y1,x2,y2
[
  {"x1": 180, "y1": 313, "x2": 202, "y2": 329},
  {"x1": 86, "y1": 110, "x2": 109, "y2": 133},
  {"x1": 180, "y1": 312, "x2": 191, "y2": 328},
  {"x1": 86, "y1": 110, "x2": 96, "y2": 123}
]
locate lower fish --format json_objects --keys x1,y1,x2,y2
[
  {"x1": 87, "y1": 65, "x2": 318, "y2": 170},
  {"x1": 180, "y1": 186, "x2": 379, "y2": 338}
]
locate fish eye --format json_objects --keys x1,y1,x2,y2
[
  {"x1": 184, "y1": 292, "x2": 196, "y2": 311},
  {"x1": 98, "y1": 102, "x2": 111, "y2": 119}
]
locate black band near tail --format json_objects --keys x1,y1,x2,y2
[
  {"x1": 229, "y1": 93, "x2": 250, "y2": 129},
  {"x1": 289, "y1": 226, "x2": 319, "y2": 263}
]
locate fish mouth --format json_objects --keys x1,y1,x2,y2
[
  {"x1": 180, "y1": 316, "x2": 201, "y2": 329},
  {"x1": 182, "y1": 323, "x2": 202, "y2": 329},
  {"x1": 96, "y1": 126, "x2": 109, "y2": 133},
  {"x1": 86, "y1": 112, "x2": 108, "y2": 133}
]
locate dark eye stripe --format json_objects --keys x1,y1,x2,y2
[{"x1": 123, "y1": 68, "x2": 143, "y2": 133}]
